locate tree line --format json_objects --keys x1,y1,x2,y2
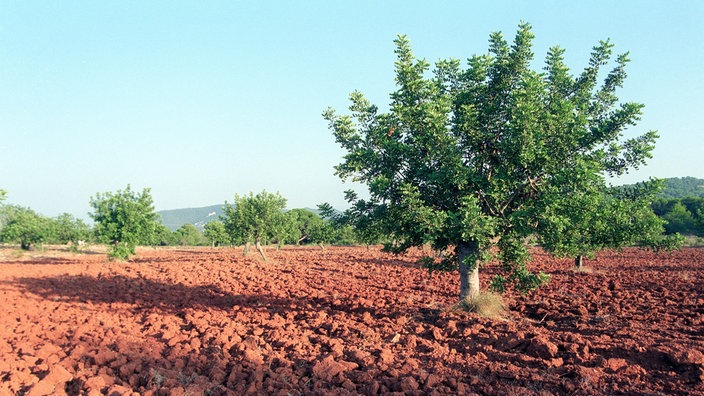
[{"x1": 0, "y1": 187, "x2": 371, "y2": 260}]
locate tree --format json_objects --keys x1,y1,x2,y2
[
  {"x1": 287, "y1": 208, "x2": 324, "y2": 245},
  {"x1": 50, "y1": 213, "x2": 92, "y2": 251},
  {"x1": 222, "y1": 190, "x2": 287, "y2": 260},
  {"x1": 324, "y1": 23, "x2": 658, "y2": 303},
  {"x1": 152, "y1": 224, "x2": 177, "y2": 246},
  {"x1": 661, "y1": 201, "x2": 697, "y2": 235},
  {"x1": 203, "y1": 220, "x2": 230, "y2": 247},
  {"x1": 538, "y1": 180, "x2": 680, "y2": 271},
  {"x1": 269, "y1": 211, "x2": 298, "y2": 249},
  {"x1": 174, "y1": 224, "x2": 207, "y2": 246},
  {"x1": 0, "y1": 206, "x2": 51, "y2": 250},
  {"x1": 319, "y1": 200, "x2": 385, "y2": 248},
  {"x1": 308, "y1": 220, "x2": 337, "y2": 249},
  {"x1": 90, "y1": 185, "x2": 159, "y2": 260}
]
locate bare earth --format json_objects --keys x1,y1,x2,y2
[{"x1": 0, "y1": 245, "x2": 702, "y2": 395}]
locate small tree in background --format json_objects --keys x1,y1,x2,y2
[
  {"x1": 0, "y1": 206, "x2": 51, "y2": 250},
  {"x1": 90, "y1": 185, "x2": 159, "y2": 260},
  {"x1": 269, "y1": 211, "x2": 296, "y2": 249},
  {"x1": 50, "y1": 213, "x2": 92, "y2": 251},
  {"x1": 151, "y1": 224, "x2": 177, "y2": 246},
  {"x1": 308, "y1": 220, "x2": 337, "y2": 250},
  {"x1": 325, "y1": 23, "x2": 658, "y2": 303},
  {"x1": 661, "y1": 201, "x2": 697, "y2": 235},
  {"x1": 203, "y1": 220, "x2": 230, "y2": 247},
  {"x1": 174, "y1": 224, "x2": 207, "y2": 246},
  {"x1": 287, "y1": 208, "x2": 325, "y2": 245},
  {"x1": 538, "y1": 179, "x2": 682, "y2": 272},
  {"x1": 222, "y1": 190, "x2": 287, "y2": 260}
]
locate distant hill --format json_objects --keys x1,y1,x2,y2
[
  {"x1": 157, "y1": 205, "x2": 224, "y2": 231},
  {"x1": 157, "y1": 205, "x2": 323, "y2": 231},
  {"x1": 616, "y1": 177, "x2": 704, "y2": 199},
  {"x1": 659, "y1": 177, "x2": 704, "y2": 199}
]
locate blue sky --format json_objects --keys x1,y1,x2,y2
[{"x1": 1, "y1": 1, "x2": 702, "y2": 219}]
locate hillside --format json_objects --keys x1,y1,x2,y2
[
  {"x1": 617, "y1": 176, "x2": 704, "y2": 199},
  {"x1": 157, "y1": 205, "x2": 224, "y2": 231},
  {"x1": 659, "y1": 176, "x2": 704, "y2": 198},
  {"x1": 157, "y1": 205, "x2": 322, "y2": 231}
]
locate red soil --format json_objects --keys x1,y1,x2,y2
[{"x1": 0, "y1": 245, "x2": 702, "y2": 395}]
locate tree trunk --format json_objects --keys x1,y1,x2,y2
[
  {"x1": 575, "y1": 254, "x2": 583, "y2": 270},
  {"x1": 255, "y1": 237, "x2": 267, "y2": 261},
  {"x1": 458, "y1": 241, "x2": 480, "y2": 303},
  {"x1": 20, "y1": 241, "x2": 31, "y2": 251},
  {"x1": 243, "y1": 241, "x2": 251, "y2": 256}
]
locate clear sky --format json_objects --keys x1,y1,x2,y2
[{"x1": 1, "y1": 1, "x2": 702, "y2": 219}]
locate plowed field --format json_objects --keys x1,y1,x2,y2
[{"x1": 1, "y1": 245, "x2": 702, "y2": 395}]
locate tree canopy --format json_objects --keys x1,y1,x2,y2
[
  {"x1": 0, "y1": 205, "x2": 51, "y2": 250},
  {"x1": 173, "y1": 223, "x2": 207, "y2": 246},
  {"x1": 203, "y1": 220, "x2": 230, "y2": 247},
  {"x1": 659, "y1": 177, "x2": 704, "y2": 199},
  {"x1": 50, "y1": 213, "x2": 92, "y2": 249},
  {"x1": 324, "y1": 23, "x2": 658, "y2": 302},
  {"x1": 538, "y1": 179, "x2": 681, "y2": 270},
  {"x1": 90, "y1": 185, "x2": 159, "y2": 260},
  {"x1": 222, "y1": 190, "x2": 287, "y2": 260}
]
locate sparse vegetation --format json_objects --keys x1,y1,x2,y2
[{"x1": 458, "y1": 291, "x2": 507, "y2": 318}]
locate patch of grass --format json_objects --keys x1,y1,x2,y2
[{"x1": 459, "y1": 292, "x2": 507, "y2": 318}]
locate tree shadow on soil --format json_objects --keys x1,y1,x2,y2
[{"x1": 13, "y1": 274, "x2": 320, "y2": 315}]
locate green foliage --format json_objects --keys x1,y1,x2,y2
[
  {"x1": 0, "y1": 206, "x2": 52, "y2": 250},
  {"x1": 222, "y1": 190, "x2": 287, "y2": 255},
  {"x1": 334, "y1": 224, "x2": 358, "y2": 245},
  {"x1": 203, "y1": 220, "x2": 230, "y2": 247},
  {"x1": 269, "y1": 211, "x2": 296, "y2": 248},
  {"x1": 325, "y1": 23, "x2": 657, "y2": 300},
  {"x1": 90, "y1": 185, "x2": 159, "y2": 260},
  {"x1": 49, "y1": 213, "x2": 92, "y2": 250},
  {"x1": 662, "y1": 201, "x2": 697, "y2": 234},
  {"x1": 308, "y1": 220, "x2": 337, "y2": 248},
  {"x1": 539, "y1": 179, "x2": 678, "y2": 261},
  {"x1": 152, "y1": 224, "x2": 177, "y2": 246},
  {"x1": 287, "y1": 208, "x2": 324, "y2": 245},
  {"x1": 659, "y1": 177, "x2": 704, "y2": 199},
  {"x1": 173, "y1": 224, "x2": 207, "y2": 246},
  {"x1": 320, "y1": 197, "x2": 388, "y2": 247},
  {"x1": 652, "y1": 196, "x2": 704, "y2": 236}
]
